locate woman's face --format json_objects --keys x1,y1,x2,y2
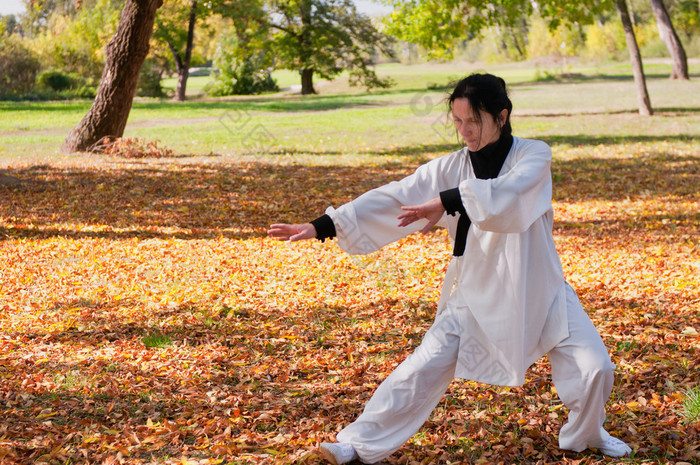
[{"x1": 452, "y1": 97, "x2": 504, "y2": 152}]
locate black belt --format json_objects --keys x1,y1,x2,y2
[{"x1": 453, "y1": 212, "x2": 470, "y2": 256}]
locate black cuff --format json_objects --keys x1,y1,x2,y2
[
  {"x1": 310, "y1": 214, "x2": 336, "y2": 242},
  {"x1": 440, "y1": 188, "x2": 465, "y2": 216}
]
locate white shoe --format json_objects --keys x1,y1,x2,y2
[
  {"x1": 595, "y1": 436, "x2": 632, "y2": 457},
  {"x1": 319, "y1": 442, "x2": 359, "y2": 464}
]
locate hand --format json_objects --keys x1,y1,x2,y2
[
  {"x1": 397, "y1": 197, "x2": 445, "y2": 234},
  {"x1": 268, "y1": 223, "x2": 316, "y2": 242}
]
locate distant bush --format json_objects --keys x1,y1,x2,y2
[
  {"x1": 34, "y1": 69, "x2": 97, "y2": 99},
  {"x1": 207, "y1": 32, "x2": 278, "y2": 96},
  {"x1": 136, "y1": 58, "x2": 169, "y2": 98},
  {"x1": 64, "y1": 84, "x2": 97, "y2": 99},
  {"x1": 208, "y1": 55, "x2": 279, "y2": 96},
  {"x1": 37, "y1": 69, "x2": 75, "y2": 92},
  {"x1": 526, "y1": 17, "x2": 585, "y2": 61},
  {"x1": 0, "y1": 35, "x2": 41, "y2": 96},
  {"x1": 583, "y1": 21, "x2": 627, "y2": 62}
]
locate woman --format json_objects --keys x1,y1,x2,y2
[{"x1": 268, "y1": 73, "x2": 632, "y2": 464}]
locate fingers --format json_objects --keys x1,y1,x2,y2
[
  {"x1": 267, "y1": 223, "x2": 296, "y2": 241},
  {"x1": 399, "y1": 206, "x2": 421, "y2": 216},
  {"x1": 398, "y1": 206, "x2": 423, "y2": 228},
  {"x1": 268, "y1": 223, "x2": 315, "y2": 242},
  {"x1": 397, "y1": 215, "x2": 417, "y2": 228}
]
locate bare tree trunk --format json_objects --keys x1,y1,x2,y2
[
  {"x1": 301, "y1": 69, "x2": 315, "y2": 94},
  {"x1": 173, "y1": 0, "x2": 197, "y2": 101},
  {"x1": 615, "y1": 0, "x2": 653, "y2": 116},
  {"x1": 491, "y1": 24, "x2": 509, "y2": 58},
  {"x1": 508, "y1": 23, "x2": 524, "y2": 59},
  {"x1": 299, "y1": 0, "x2": 315, "y2": 95},
  {"x1": 650, "y1": 0, "x2": 688, "y2": 80},
  {"x1": 62, "y1": 0, "x2": 163, "y2": 153}
]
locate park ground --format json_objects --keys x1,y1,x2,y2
[{"x1": 0, "y1": 61, "x2": 699, "y2": 464}]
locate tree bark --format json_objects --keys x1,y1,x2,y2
[
  {"x1": 301, "y1": 68, "x2": 316, "y2": 94},
  {"x1": 173, "y1": 0, "x2": 197, "y2": 101},
  {"x1": 62, "y1": 0, "x2": 163, "y2": 153},
  {"x1": 298, "y1": 0, "x2": 315, "y2": 95},
  {"x1": 650, "y1": 0, "x2": 688, "y2": 80},
  {"x1": 615, "y1": 0, "x2": 653, "y2": 116}
]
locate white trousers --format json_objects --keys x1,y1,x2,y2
[{"x1": 337, "y1": 285, "x2": 616, "y2": 464}]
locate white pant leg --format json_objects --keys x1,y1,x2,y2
[
  {"x1": 337, "y1": 308, "x2": 461, "y2": 464},
  {"x1": 549, "y1": 284, "x2": 616, "y2": 452}
]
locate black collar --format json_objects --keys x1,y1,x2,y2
[{"x1": 468, "y1": 133, "x2": 514, "y2": 180}]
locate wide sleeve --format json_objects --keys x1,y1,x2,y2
[
  {"x1": 326, "y1": 157, "x2": 452, "y2": 255},
  {"x1": 459, "y1": 140, "x2": 553, "y2": 233}
]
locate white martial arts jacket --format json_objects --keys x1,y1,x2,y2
[{"x1": 325, "y1": 137, "x2": 570, "y2": 386}]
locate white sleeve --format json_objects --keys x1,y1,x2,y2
[
  {"x1": 459, "y1": 141, "x2": 553, "y2": 233},
  {"x1": 326, "y1": 158, "x2": 449, "y2": 255}
]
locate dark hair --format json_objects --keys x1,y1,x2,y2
[{"x1": 447, "y1": 73, "x2": 513, "y2": 137}]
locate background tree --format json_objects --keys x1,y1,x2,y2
[
  {"x1": 19, "y1": 0, "x2": 81, "y2": 36},
  {"x1": 0, "y1": 34, "x2": 41, "y2": 95},
  {"x1": 28, "y1": 0, "x2": 122, "y2": 88},
  {"x1": 260, "y1": 0, "x2": 395, "y2": 94},
  {"x1": 206, "y1": 0, "x2": 279, "y2": 95},
  {"x1": 62, "y1": 0, "x2": 163, "y2": 153},
  {"x1": 615, "y1": 0, "x2": 653, "y2": 115},
  {"x1": 206, "y1": 28, "x2": 279, "y2": 96},
  {"x1": 385, "y1": 0, "x2": 657, "y2": 115},
  {"x1": 153, "y1": 0, "x2": 201, "y2": 101},
  {"x1": 383, "y1": 0, "x2": 613, "y2": 60},
  {"x1": 0, "y1": 14, "x2": 21, "y2": 35},
  {"x1": 649, "y1": 0, "x2": 689, "y2": 79}
]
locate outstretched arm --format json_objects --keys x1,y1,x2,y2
[{"x1": 267, "y1": 223, "x2": 316, "y2": 242}]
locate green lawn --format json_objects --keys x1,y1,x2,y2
[{"x1": 2, "y1": 61, "x2": 700, "y2": 164}]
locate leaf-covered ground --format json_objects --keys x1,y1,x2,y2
[{"x1": 1, "y1": 136, "x2": 698, "y2": 465}]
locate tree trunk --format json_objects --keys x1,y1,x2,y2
[
  {"x1": 298, "y1": 0, "x2": 315, "y2": 95},
  {"x1": 301, "y1": 68, "x2": 316, "y2": 94},
  {"x1": 615, "y1": 0, "x2": 653, "y2": 116},
  {"x1": 650, "y1": 0, "x2": 688, "y2": 80},
  {"x1": 508, "y1": 23, "x2": 524, "y2": 60},
  {"x1": 492, "y1": 24, "x2": 509, "y2": 58},
  {"x1": 174, "y1": 0, "x2": 197, "y2": 101},
  {"x1": 62, "y1": 0, "x2": 163, "y2": 153}
]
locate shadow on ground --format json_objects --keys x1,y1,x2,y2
[{"x1": 1, "y1": 149, "x2": 697, "y2": 241}]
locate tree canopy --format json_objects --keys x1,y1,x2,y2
[
  {"x1": 383, "y1": 0, "x2": 614, "y2": 60},
  {"x1": 153, "y1": 0, "x2": 204, "y2": 100},
  {"x1": 216, "y1": 0, "x2": 395, "y2": 94}
]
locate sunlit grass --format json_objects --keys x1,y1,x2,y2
[
  {"x1": 681, "y1": 386, "x2": 700, "y2": 425},
  {"x1": 3, "y1": 61, "x2": 700, "y2": 166},
  {"x1": 142, "y1": 331, "x2": 173, "y2": 348}
]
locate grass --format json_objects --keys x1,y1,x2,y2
[
  {"x1": 2, "y1": 61, "x2": 699, "y2": 163},
  {"x1": 142, "y1": 331, "x2": 173, "y2": 348},
  {"x1": 682, "y1": 386, "x2": 700, "y2": 425}
]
